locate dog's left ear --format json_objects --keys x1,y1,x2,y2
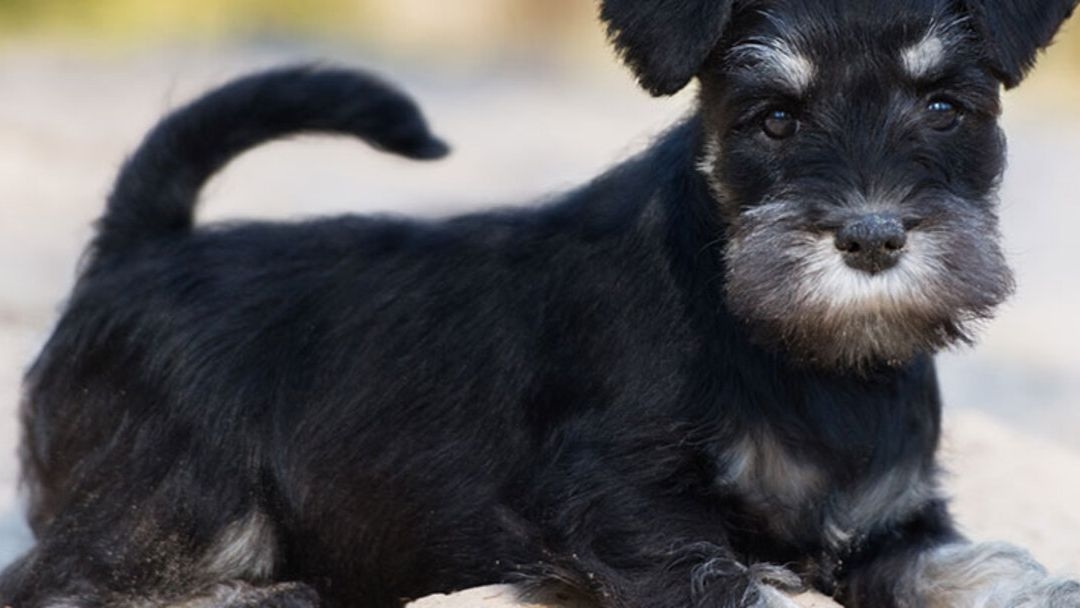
[
  {"x1": 600, "y1": 0, "x2": 735, "y2": 96},
  {"x1": 962, "y1": 0, "x2": 1078, "y2": 88}
]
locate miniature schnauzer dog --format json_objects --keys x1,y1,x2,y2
[{"x1": 3, "y1": 0, "x2": 1079, "y2": 607}]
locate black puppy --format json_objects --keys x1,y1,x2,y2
[{"x1": 4, "y1": 0, "x2": 1079, "y2": 606}]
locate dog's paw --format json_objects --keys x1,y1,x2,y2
[
  {"x1": 912, "y1": 542, "x2": 1080, "y2": 608},
  {"x1": 1004, "y1": 577, "x2": 1080, "y2": 608},
  {"x1": 745, "y1": 564, "x2": 805, "y2": 608},
  {"x1": 751, "y1": 584, "x2": 802, "y2": 608},
  {"x1": 689, "y1": 558, "x2": 806, "y2": 608},
  {"x1": 179, "y1": 581, "x2": 320, "y2": 608}
]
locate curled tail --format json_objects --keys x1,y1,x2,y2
[{"x1": 94, "y1": 65, "x2": 449, "y2": 259}]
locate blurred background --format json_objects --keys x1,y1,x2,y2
[{"x1": 0, "y1": 0, "x2": 1078, "y2": 583}]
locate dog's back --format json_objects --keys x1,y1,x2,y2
[
  {"x1": 9, "y1": 64, "x2": 706, "y2": 607},
  {"x1": 22, "y1": 65, "x2": 446, "y2": 522},
  {"x1": 7, "y1": 66, "x2": 507, "y2": 607}
]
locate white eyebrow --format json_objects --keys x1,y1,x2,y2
[
  {"x1": 901, "y1": 14, "x2": 973, "y2": 80},
  {"x1": 728, "y1": 37, "x2": 816, "y2": 92},
  {"x1": 902, "y1": 34, "x2": 947, "y2": 79}
]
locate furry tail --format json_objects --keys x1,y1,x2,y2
[{"x1": 94, "y1": 65, "x2": 449, "y2": 258}]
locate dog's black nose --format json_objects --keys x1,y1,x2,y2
[{"x1": 834, "y1": 214, "x2": 907, "y2": 273}]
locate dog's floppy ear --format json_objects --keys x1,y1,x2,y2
[
  {"x1": 962, "y1": 0, "x2": 1078, "y2": 88},
  {"x1": 600, "y1": 0, "x2": 735, "y2": 96}
]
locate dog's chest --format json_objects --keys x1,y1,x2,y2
[
  {"x1": 715, "y1": 433, "x2": 938, "y2": 549},
  {"x1": 716, "y1": 434, "x2": 823, "y2": 519}
]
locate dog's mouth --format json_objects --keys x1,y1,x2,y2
[
  {"x1": 721, "y1": 201, "x2": 1015, "y2": 369},
  {"x1": 796, "y1": 230, "x2": 945, "y2": 316}
]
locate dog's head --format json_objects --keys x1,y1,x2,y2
[{"x1": 603, "y1": 0, "x2": 1076, "y2": 369}]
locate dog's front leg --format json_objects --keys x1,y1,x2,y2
[
  {"x1": 521, "y1": 446, "x2": 805, "y2": 608},
  {"x1": 838, "y1": 503, "x2": 1080, "y2": 607},
  {"x1": 534, "y1": 538, "x2": 806, "y2": 608}
]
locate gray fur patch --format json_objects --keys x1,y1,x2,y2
[
  {"x1": 905, "y1": 542, "x2": 1080, "y2": 607},
  {"x1": 719, "y1": 434, "x2": 824, "y2": 512},
  {"x1": 200, "y1": 511, "x2": 278, "y2": 581},
  {"x1": 825, "y1": 466, "x2": 938, "y2": 549}
]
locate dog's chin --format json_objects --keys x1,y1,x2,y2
[
  {"x1": 723, "y1": 214, "x2": 1015, "y2": 371},
  {"x1": 731, "y1": 297, "x2": 978, "y2": 371}
]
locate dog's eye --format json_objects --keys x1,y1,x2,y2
[
  {"x1": 762, "y1": 109, "x2": 799, "y2": 140},
  {"x1": 925, "y1": 99, "x2": 962, "y2": 131}
]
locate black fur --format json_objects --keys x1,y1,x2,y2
[
  {"x1": 3, "y1": 1, "x2": 1078, "y2": 607},
  {"x1": 962, "y1": 0, "x2": 1079, "y2": 87},
  {"x1": 600, "y1": 0, "x2": 736, "y2": 95},
  {"x1": 95, "y1": 66, "x2": 448, "y2": 259}
]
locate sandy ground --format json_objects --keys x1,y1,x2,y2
[{"x1": 0, "y1": 45, "x2": 1077, "y2": 605}]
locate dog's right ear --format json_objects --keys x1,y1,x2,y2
[
  {"x1": 963, "y1": 0, "x2": 1078, "y2": 88},
  {"x1": 600, "y1": 0, "x2": 736, "y2": 97}
]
